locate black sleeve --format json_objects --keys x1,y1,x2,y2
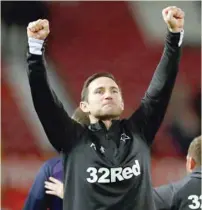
[
  {"x1": 27, "y1": 51, "x2": 85, "y2": 152},
  {"x1": 128, "y1": 30, "x2": 183, "y2": 145},
  {"x1": 153, "y1": 184, "x2": 175, "y2": 210}
]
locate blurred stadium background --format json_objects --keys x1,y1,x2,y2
[{"x1": 1, "y1": 1, "x2": 201, "y2": 209}]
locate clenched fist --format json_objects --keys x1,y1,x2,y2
[
  {"x1": 162, "y1": 6, "x2": 185, "y2": 33},
  {"x1": 27, "y1": 19, "x2": 50, "y2": 40}
]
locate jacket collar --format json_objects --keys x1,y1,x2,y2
[
  {"x1": 88, "y1": 120, "x2": 119, "y2": 131},
  {"x1": 190, "y1": 166, "x2": 201, "y2": 179}
]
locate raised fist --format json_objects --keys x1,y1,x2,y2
[
  {"x1": 27, "y1": 19, "x2": 50, "y2": 40},
  {"x1": 162, "y1": 6, "x2": 185, "y2": 33}
]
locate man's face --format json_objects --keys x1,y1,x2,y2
[{"x1": 81, "y1": 77, "x2": 124, "y2": 120}]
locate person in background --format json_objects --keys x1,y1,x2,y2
[
  {"x1": 23, "y1": 107, "x2": 89, "y2": 210},
  {"x1": 154, "y1": 135, "x2": 201, "y2": 210}
]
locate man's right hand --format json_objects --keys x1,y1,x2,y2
[{"x1": 27, "y1": 19, "x2": 50, "y2": 40}]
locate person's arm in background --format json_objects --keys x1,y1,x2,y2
[
  {"x1": 45, "y1": 177, "x2": 64, "y2": 199},
  {"x1": 23, "y1": 160, "x2": 52, "y2": 210}
]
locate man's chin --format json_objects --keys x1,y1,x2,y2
[{"x1": 96, "y1": 111, "x2": 122, "y2": 121}]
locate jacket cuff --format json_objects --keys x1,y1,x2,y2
[
  {"x1": 166, "y1": 29, "x2": 184, "y2": 47},
  {"x1": 28, "y1": 37, "x2": 44, "y2": 55}
]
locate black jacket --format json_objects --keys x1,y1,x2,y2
[
  {"x1": 154, "y1": 167, "x2": 202, "y2": 210},
  {"x1": 27, "y1": 31, "x2": 182, "y2": 210}
]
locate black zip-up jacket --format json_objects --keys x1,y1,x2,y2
[
  {"x1": 153, "y1": 167, "x2": 201, "y2": 210},
  {"x1": 27, "y1": 31, "x2": 183, "y2": 210}
]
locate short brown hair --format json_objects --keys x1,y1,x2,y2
[
  {"x1": 188, "y1": 135, "x2": 201, "y2": 166},
  {"x1": 81, "y1": 72, "x2": 119, "y2": 101},
  {"x1": 72, "y1": 107, "x2": 90, "y2": 126}
]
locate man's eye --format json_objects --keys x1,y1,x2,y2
[
  {"x1": 112, "y1": 90, "x2": 118, "y2": 93},
  {"x1": 95, "y1": 89, "x2": 103, "y2": 94}
]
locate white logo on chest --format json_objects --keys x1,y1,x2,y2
[
  {"x1": 86, "y1": 160, "x2": 141, "y2": 183},
  {"x1": 120, "y1": 133, "x2": 130, "y2": 142}
]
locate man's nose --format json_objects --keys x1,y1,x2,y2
[{"x1": 104, "y1": 91, "x2": 113, "y2": 100}]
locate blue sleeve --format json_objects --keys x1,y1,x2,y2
[{"x1": 23, "y1": 161, "x2": 52, "y2": 210}]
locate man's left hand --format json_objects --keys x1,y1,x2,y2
[{"x1": 162, "y1": 6, "x2": 185, "y2": 33}]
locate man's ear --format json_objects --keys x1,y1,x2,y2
[
  {"x1": 80, "y1": 101, "x2": 90, "y2": 113},
  {"x1": 190, "y1": 157, "x2": 196, "y2": 171}
]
